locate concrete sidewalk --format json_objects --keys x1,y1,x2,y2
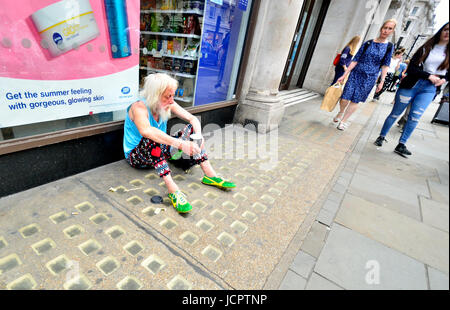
[
  {"x1": 0, "y1": 91, "x2": 448, "y2": 290},
  {"x1": 277, "y1": 92, "x2": 449, "y2": 290}
]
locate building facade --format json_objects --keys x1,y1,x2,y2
[{"x1": 0, "y1": 0, "x2": 441, "y2": 196}]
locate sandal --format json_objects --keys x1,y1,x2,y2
[{"x1": 333, "y1": 112, "x2": 344, "y2": 123}]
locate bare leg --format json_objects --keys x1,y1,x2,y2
[
  {"x1": 200, "y1": 160, "x2": 216, "y2": 178},
  {"x1": 341, "y1": 101, "x2": 359, "y2": 123},
  {"x1": 334, "y1": 99, "x2": 350, "y2": 121},
  {"x1": 163, "y1": 174, "x2": 179, "y2": 194}
]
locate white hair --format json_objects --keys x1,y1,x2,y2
[{"x1": 140, "y1": 73, "x2": 178, "y2": 118}]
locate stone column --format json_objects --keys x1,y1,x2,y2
[
  {"x1": 364, "y1": 0, "x2": 394, "y2": 41},
  {"x1": 234, "y1": 0, "x2": 305, "y2": 133}
]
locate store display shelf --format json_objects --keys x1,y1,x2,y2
[
  {"x1": 175, "y1": 96, "x2": 193, "y2": 103},
  {"x1": 140, "y1": 48, "x2": 198, "y2": 60},
  {"x1": 139, "y1": 66, "x2": 196, "y2": 78},
  {"x1": 141, "y1": 31, "x2": 201, "y2": 39},
  {"x1": 141, "y1": 9, "x2": 203, "y2": 15}
]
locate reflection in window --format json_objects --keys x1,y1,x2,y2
[{"x1": 194, "y1": 0, "x2": 252, "y2": 106}]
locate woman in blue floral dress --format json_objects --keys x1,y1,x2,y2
[{"x1": 334, "y1": 19, "x2": 396, "y2": 130}]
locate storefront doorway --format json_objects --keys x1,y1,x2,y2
[{"x1": 279, "y1": 0, "x2": 330, "y2": 91}]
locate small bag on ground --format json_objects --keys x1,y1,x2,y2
[{"x1": 320, "y1": 83, "x2": 344, "y2": 112}]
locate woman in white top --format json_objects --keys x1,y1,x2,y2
[
  {"x1": 374, "y1": 22, "x2": 449, "y2": 157},
  {"x1": 373, "y1": 49, "x2": 405, "y2": 100}
]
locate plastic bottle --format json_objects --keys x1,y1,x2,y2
[{"x1": 104, "y1": 0, "x2": 132, "y2": 58}]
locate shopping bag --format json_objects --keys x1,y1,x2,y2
[{"x1": 320, "y1": 83, "x2": 343, "y2": 112}]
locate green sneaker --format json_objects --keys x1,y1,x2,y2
[
  {"x1": 168, "y1": 190, "x2": 192, "y2": 213},
  {"x1": 201, "y1": 176, "x2": 236, "y2": 189}
]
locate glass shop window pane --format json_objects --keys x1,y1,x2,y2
[{"x1": 194, "y1": 0, "x2": 252, "y2": 106}]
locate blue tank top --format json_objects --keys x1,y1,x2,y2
[{"x1": 123, "y1": 98, "x2": 168, "y2": 158}]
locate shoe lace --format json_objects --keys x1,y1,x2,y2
[{"x1": 175, "y1": 190, "x2": 187, "y2": 205}]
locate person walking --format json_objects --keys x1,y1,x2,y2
[
  {"x1": 389, "y1": 58, "x2": 409, "y2": 92},
  {"x1": 373, "y1": 48, "x2": 405, "y2": 100},
  {"x1": 333, "y1": 19, "x2": 396, "y2": 130},
  {"x1": 374, "y1": 22, "x2": 449, "y2": 157},
  {"x1": 331, "y1": 36, "x2": 361, "y2": 85}
]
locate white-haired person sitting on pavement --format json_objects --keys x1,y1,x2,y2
[{"x1": 123, "y1": 73, "x2": 236, "y2": 213}]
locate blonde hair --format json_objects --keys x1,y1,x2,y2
[
  {"x1": 380, "y1": 19, "x2": 397, "y2": 32},
  {"x1": 345, "y1": 36, "x2": 361, "y2": 55},
  {"x1": 140, "y1": 73, "x2": 178, "y2": 114}
]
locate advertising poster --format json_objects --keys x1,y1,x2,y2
[{"x1": 0, "y1": 0, "x2": 140, "y2": 128}]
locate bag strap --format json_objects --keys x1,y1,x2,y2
[{"x1": 381, "y1": 42, "x2": 394, "y2": 67}]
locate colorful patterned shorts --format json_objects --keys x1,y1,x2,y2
[{"x1": 126, "y1": 124, "x2": 208, "y2": 177}]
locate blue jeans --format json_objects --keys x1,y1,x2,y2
[{"x1": 380, "y1": 79, "x2": 436, "y2": 144}]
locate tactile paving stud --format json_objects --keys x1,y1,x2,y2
[
  {"x1": 204, "y1": 192, "x2": 219, "y2": 200},
  {"x1": 211, "y1": 210, "x2": 227, "y2": 222},
  {"x1": 113, "y1": 186, "x2": 128, "y2": 194},
  {"x1": 145, "y1": 173, "x2": 158, "y2": 180},
  {"x1": 242, "y1": 211, "x2": 258, "y2": 223},
  {"x1": 179, "y1": 231, "x2": 199, "y2": 246},
  {"x1": 19, "y1": 224, "x2": 40, "y2": 238},
  {"x1": 144, "y1": 188, "x2": 160, "y2": 196},
  {"x1": 96, "y1": 256, "x2": 120, "y2": 276},
  {"x1": 167, "y1": 275, "x2": 192, "y2": 290},
  {"x1": 0, "y1": 254, "x2": 22, "y2": 274},
  {"x1": 268, "y1": 188, "x2": 282, "y2": 196},
  {"x1": 75, "y1": 201, "x2": 94, "y2": 212},
  {"x1": 260, "y1": 194, "x2": 275, "y2": 205},
  {"x1": 230, "y1": 221, "x2": 248, "y2": 234},
  {"x1": 117, "y1": 276, "x2": 143, "y2": 290},
  {"x1": 141, "y1": 255, "x2": 166, "y2": 275},
  {"x1": 0, "y1": 236, "x2": 7, "y2": 250},
  {"x1": 222, "y1": 201, "x2": 238, "y2": 212},
  {"x1": 89, "y1": 213, "x2": 109, "y2": 225},
  {"x1": 160, "y1": 218, "x2": 178, "y2": 230},
  {"x1": 63, "y1": 225, "x2": 85, "y2": 239},
  {"x1": 201, "y1": 245, "x2": 223, "y2": 262},
  {"x1": 217, "y1": 232, "x2": 236, "y2": 248},
  {"x1": 196, "y1": 219, "x2": 215, "y2": 232},
  {"x1": 49, "y1": 211, "x2": 70, "y2": 224},
  {"x1": 188, "y1": 183, "x2": 201, "y2": 191},
  {"x1": 233, "y1": 193, "x2": 248, "y2": 202},
  {"x1": 105, "y1": 226, "x2": 125, "y2": 240},
  {"x1": 63, "y1": 274, "x2": 92, "y2": 290},
  {"x1": 46, "y1": 255, "x2": 70, "y2": 276},
  {"x1": 191, "y1": 200, "x2": 207, "y2": 209},
  {"x1": 130, "y1": 179, "x2": 145, "y2": 187},
  {"x1": 127, "y1": 196, "x2": 144, "y2": 206},
  {"x1": 31, "y1": 238, "x2": 56, "y2": 255},
  {"x1": 78, "y1": 239, "x2": 102, "y2": 256},
  {"x1": 7, "y1": 274, "x2": 37, "y2": 290},
  {"x1": 123, "y1": 241, "x2": 144, "y2": 257}
]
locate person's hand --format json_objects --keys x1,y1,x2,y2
[
  {"x1": 428, "y1": 75, "x2": 440, "y2": 85},
  {"x1": 376, "y1": 81, "x2": 384, "y2": 93},
  {"x1": 435, "y1": 78, "x2": 446, "y2": 88},
  {"x1": 336, "y1": 75, "x2": 346, "y2": 84},
  {"x1": 180, "y1": 140, "x2": 201, "y2": 156}
]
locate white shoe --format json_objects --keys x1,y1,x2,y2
[{"x1": 337, "y1": 122, "x2": 349, "y2": 131}]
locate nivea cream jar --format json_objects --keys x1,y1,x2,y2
[{"x1": 31, "y1": 0, "x2": 100, "y2": 57}]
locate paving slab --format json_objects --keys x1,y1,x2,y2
[
  {"x1": 335, "y1": 193, "x2": 449, "y2": 274},
  {"x1": 420, "y1": 196, "x2": 449, "y2": 233},
  {"x1": 279, "y1": 270, "x2": 307, "y2": 290},
  {"x1": 289, "y1": 250, "x2": 316, "y2": 279},
  {"x1": 427, "y1": 180, "x2": 449, "y2": 204},
  {"x1": 427, "y1": 266, "x2": 449, "y2": 290},
  {"x1": 347, "y1": 173, "x2": 422, "y2": 220},
  {"x1": 314, "y1": 224, "x2": 428, "y2": 290},
  {"x1": 305, "y1": 272, "x2": 343, "y2": 290}
]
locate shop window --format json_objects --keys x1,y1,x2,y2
[{"x1": 139, "y1": 0, "x2": 253, "y2": 107}]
